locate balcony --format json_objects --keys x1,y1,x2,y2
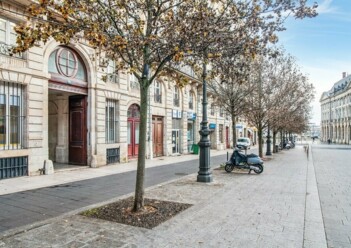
[{"x1": 0, "y1": 42, "x2": 24, "y2": 59}]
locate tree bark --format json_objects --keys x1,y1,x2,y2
[
  {"x1": 231, "y1": 115, "x2": 237, "y2": 148},
  {"x1": 272, "y1": 130, "x2": 277, "y2": 153},
  {"x1": 133, "y1": 77, "x2": 149, "y2": 212}
]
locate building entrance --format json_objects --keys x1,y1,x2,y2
[{"x1": 127, "y1": 104, "x2": 140, "y2": 158}]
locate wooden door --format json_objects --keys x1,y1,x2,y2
[
  {"x1": 127, "y1": 119, "x2": 139, "y2": 157},
  {"x1": 69, "y1": 95, "x2": 87, "y2": 165},
  {"x1": 152, "y1": 116, "x2": 163, "y2": 157},
  {"x1": 127, "y1": 104, "x2": 140, "y2": 158}
]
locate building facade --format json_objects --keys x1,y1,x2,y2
[
  {"x1": 320, "y1": 73, "x2": 351, "y2": 144},
  {"x1": 0, "y1": 0, "x2": 233, "y2": 179}
]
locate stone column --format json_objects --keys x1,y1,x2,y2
[{"x1": 55, "y1": 96, "x2": 69, "y2": 163}]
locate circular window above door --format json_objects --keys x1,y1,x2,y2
[{"x1": 57, "y1": 48, "x2": 78, "y2": 78}]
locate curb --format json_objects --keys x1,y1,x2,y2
[{"x1": 303, "y1": 144, "x2": 328, "y2": 248}]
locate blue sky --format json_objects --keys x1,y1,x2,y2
[{"x1": 277, "y1": 0, "x2": 351, "y2": 125}]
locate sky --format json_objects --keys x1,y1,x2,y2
[{"x1": 276, "y1": 0, "x2": 351, "y2": 125}]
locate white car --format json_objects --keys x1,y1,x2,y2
[{"x1": 236, "y1": 137, "x2": 251, "y2": 150}]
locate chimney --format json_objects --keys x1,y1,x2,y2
[{"x1": 342, "y1": 72, "x2": 347, "y2": 78}]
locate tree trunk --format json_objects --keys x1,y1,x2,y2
[
  {"x1": 133, "y1": 78, "x2": 149, "y2": 212},
  {"x1": 272, "y1": 130, "x2": 277, "y2": 153},
  {"x1": 231, "y1": 116, "x2": 237, "y2": 148},
  {"x1": 258, "y1": 122, "x2": 263, "y2": 157}
]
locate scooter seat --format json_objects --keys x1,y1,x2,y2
[{"x1": 247, "y1": 153, "x2": 258, "y2": 158}]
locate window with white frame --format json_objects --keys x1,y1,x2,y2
[
  {"x1": 0, "y1": 18, "x2": 16, "y2": 45},
  {"x1": 220, "y1": 107, "x2": 224, "y2": 117},
  {"x1": 0, "y1": 82, "x2": 25, "y2": 150},
  {"x1": 105, "y1": 99, "x2": 119, "y2": 143},
  {"x1": 107, "y1": 60, "x2": 119, "y2": 84},
  {"x1": 173, "y1": 86, "x2": 180, "y2": 107},
  {"x1": 154, "y1": 81, "x2": 162, "y2": 103},
  {"x1": 129, "y1": 73, "x2": 139, "y2": 90},
  {"x1": 210, "y1": 103, "x2": 215, "y2": 116},
  {"x1": 188, "y1": 91, "x2": 194, "y2": 109}
]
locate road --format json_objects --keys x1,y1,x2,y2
[
  {"x1": 0, "y1": 154, "x2": 228, "y2": 233},
  {"x1": 312, "y1": 144, "x2": 351, "y2": 248}
]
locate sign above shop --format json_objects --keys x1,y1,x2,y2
[
  {"x1": 187, "y1": 112, "x2": 196, "y2": 120},
  {"x1": 236, "y1": 124, "x2": 243, "y2": 129},
  {"x1": 209, "y1": 123, "x2": 216, "y2": 129}
]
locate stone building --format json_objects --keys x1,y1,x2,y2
[
  {"x1": 320, "y1": 72, "x2": 351, "y2": 144},
  {"x1": 0, "y1": 0, "x2": 233, "y2": 179}
]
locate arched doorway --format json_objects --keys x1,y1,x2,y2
[
  {"x1": 127, "y1": 104, "x2": 140, "y2": 158},
  {"x1": 48, "y1": 46, "x2": 88, "y2": 165}
]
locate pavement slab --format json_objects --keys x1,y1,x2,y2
[{"x1": 0, "y1": 146, "x2": 323, "y2": 247}]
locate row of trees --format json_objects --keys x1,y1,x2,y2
[
  {"x1": 14, "y1": 0, "x2": 317, "y2": 211},
  {"x1": 208, "y1": 48, "x2": 315, "y2": 157}
]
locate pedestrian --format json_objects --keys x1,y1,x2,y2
[{"x1": 327, "y1": 138, "x2": 331, "y2": 144}]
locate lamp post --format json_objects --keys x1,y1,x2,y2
[
  {"x1": 265, "y1": 124, "x2": 272, "y2": 155},
  {"x1": 197, "y1": 53, "x2": 213, "y2": 183}
]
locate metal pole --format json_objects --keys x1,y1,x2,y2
[
  {"x1": 197, "y1": 53, "x2": 213, "y2": 183},
  {"x1": 266, "y1": 124, "x2": 272, "y2": 155}
]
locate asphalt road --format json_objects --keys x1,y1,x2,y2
[
  {"x1": 0, "y1": 154, "x2": 228, "y2": 233},
  {"x1": 312, "y1": 144, "x2": 351, "y2": 248}
]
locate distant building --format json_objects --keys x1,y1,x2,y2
[{"x1": 320, "y1": 72, "x2": 351, "y2": 144}]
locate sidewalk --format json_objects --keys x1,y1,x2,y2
[
  {"x1": 0, "y1": 146, "x2": 327, "y2": 247},
  {"x1": 0, "y1": 149, "x2": 230, "y2": 196}
]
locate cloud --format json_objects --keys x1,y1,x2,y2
[{"x1": 317, "y1": 0, "x2": 338, "y2": 14}]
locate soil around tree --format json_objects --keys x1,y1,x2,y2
[{"x1": 80, "y1": 197, "x2": 192, "y2": 229}]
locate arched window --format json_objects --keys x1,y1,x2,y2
[
  {"x1": 48, "y1": 47, "x2": 87, "y2": 81},
  {"x1": 127, "y1": 104, "x2": 140, "y2": 118}
]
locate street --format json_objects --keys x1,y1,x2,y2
[
  {"x1": 0, "y1": 154, "x2": 227, "y2": 233},
  {"x1": 312, "y1": 144, "x2": 351, "y2": 248}
]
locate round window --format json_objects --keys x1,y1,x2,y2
[{"x1": 56, "y1": 48, "x2": 78, "y2": 77}]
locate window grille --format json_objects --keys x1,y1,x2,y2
[
  {"x1": 0, "y1": 156, "x2": 28, "y2": 179},
  {"x1": 0, "y1": 81, "x2": 25, "y2": 150},
  {"x1": 105, "y1": 99, "x2": 119, "y2": 143},
  {"x1": 106, "y1": 147, "x2": 120, "y2": 164}
]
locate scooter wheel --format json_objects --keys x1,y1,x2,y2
[
  {"x1": 253, "y1": 164, "x2": 263, "y2": 174},
  {"x1": 225, "y1": 164, "x2": 234, "y2": 173}
]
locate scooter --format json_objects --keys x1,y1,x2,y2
[{"x1": 224, "y1": 148, "x2": 264, "y2": 174}]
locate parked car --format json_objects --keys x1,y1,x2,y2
[{"x1": 236, "y1": 137, "x2": 251, "y2": 150}]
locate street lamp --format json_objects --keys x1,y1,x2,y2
[
  {"x1": 197, "y1": 53, "x2": 213, "y2": 183},
  {"x1": 265, "y1": 124, "x2": 272, "y2": 155}
]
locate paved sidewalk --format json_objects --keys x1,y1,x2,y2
[
  {"x1": 0, "y1": 146, "x2": 327, "y2": 247},
  {"x1": 0, "y1": 149, "x2": 231, "y2": 196}
]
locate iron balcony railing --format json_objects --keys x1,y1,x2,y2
[{"x1": 0, "y1": 42, "x2": 24, "y2": 59}]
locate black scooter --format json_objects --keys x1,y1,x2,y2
[{"x1": 225, "y1": 148, "x2": 264, "y2": 174}]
